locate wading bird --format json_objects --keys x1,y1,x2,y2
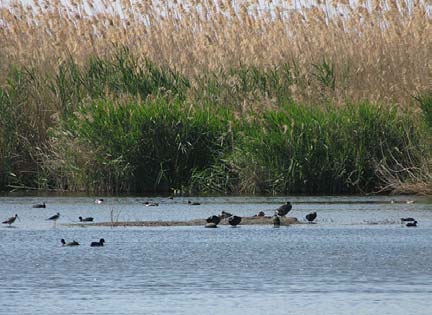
[
  {"x1": 2, "y1": 214, "x2": 19, "y2": 227},
  {"x1": 32, "y1": 202, "x2": 46, "y2": 208},
  {"x1": 90, "y1": 239, "x2": 105, "y2": 247},
  {"x1": 305, "y1": 212, "x2": 317, "y2": 223},
  {"x1": 47, "y1": 212, "x2": 60, "y2": 228},
  {"x1": 61, "y1": 239, "x2": 79, "y2": 246},
  {"x1": 228, "y1": 215, "x2": 242, "y2": 227},
  {"x1": 276, "y1": 202, "x2": 292, "y2": 217},
  {"x1": 79, "y1": 216, "x2": 94, "y2": 222}
]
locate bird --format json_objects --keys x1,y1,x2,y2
[
  {"x1": 406, "y1": 200, "x2": 415, "y2": 204},
  {"x1": 206, "y1": 215, "x2": 221, "y2": 225},
  {"x1": 188, "y1": 200, "x2": 200, "y2": 205},
  {"x1": 61, "y1": 239, "x2": 79, "y2": 246},
  {"x1": 305, "y1": 212, "x2": 317, "y2": 223},
  {"x1": 276, "y1": 202, "x2": 292, "y2": 217},
  {"x1": 406, "y1": 221, "x2": 417, "y2": 227},
  {"x1": 2, "y1": 214, "x2": 19, "y2": 227},
  {"x1": 47, "y1": 212, "x2": 60, "y2": 228},
  {"x1": 255, "y1": 211, "x2": 265, "y2": 217},
  {"x1": 79, "y1": 216, "x2": 94, "y2": 222},
  {"x1": 95, "y1": 199, "x2": 104, "y2": 204},
  {"x1": 273, "y1": 215, "x2": 281, "y2": 228},
  {"x1": 32, "y1": 202, "x2": 46, "y2": 208},
  {"x1": 90, "y1": 239, "x2": 105, "y2": 247},
  {"x1": 401, "y1": 217, "x2": 415, "y2": 223},
  {"x1": 228, "y1": 215, "x2": 242, "y2": 227},
  {"x1": 143, "y1": 201, "x2": 159, "y2": 207},
  {"x1": 205, "y1": 222, "x2": 218, "y2": 228},
  {"x1": 220, "y1": 211, "x2": 233, "y2": 219}
]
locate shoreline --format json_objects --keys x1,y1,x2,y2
[{"x1": 68, "y1": 216, "x2": 300, "y2": 227}]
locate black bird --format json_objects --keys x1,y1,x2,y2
[
  {"x1": 79, "y1": 216, "x2": 94, "y2": 222},
  {"x1": 206, "y1": 215, "x2": 221, "y2": 225},
  {"x1": 32, "y1": 202, "x2": 46, "y2": 208},
  {"x1": 61, "y1": 239, "x2": 79, "y2": 246},
  {"x1": 276, "y1": 202, "x2": 292, "y2": 217},
  {"x1": 255, "y1": 211, "x2": 265, "y2": 217},
  {"x1": 2, "y1": 214, "x2": 19, "y2": 227},
  {"x1": 273, "y1": 215, "x2": 281, "y2": 228},
  {"x1": 143, "y1": 201, "x2": 159, "y2": 206},
  {"x1": 95, "y1": 199, "x2": 104, "y2": 204},
  {"x1": 406, "y1": 221, "x2": 417, "y2": 227},
  {"x1": 305, "y1": 212, "x2": 317, "y2": 223},
  {"x1": 90, "y1": 239, "x2": 105, "y2": 247},
  {"x1": 228, "y1": 215, "x2": 242, "y2": 227},
  {"x1": 47, "y1": 212, "x2": 60, "y2": 228},
  {"x1": 188, "y1": 200, "x2": 201, "y2": 206},
  {"x1": 401, "y1": 217, "x2": 415, "y2": 223}
]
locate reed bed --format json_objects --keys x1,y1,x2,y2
[{"x1": 0, "y1": 0, "x2": 431, "y2": 194}]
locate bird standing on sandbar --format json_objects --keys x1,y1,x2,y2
[
  {"x1": 276, "y1": 202, "x2": 292, "y2": 217},
  {"x1": 47, "y1": 212, "x2": 60, "y2": 228},
  {"x1": 2, "y1": 214, "x2": 19, "y2": 227},
  {"x1": 228, "y1": 215, "x2": 242, "y2": 227}
]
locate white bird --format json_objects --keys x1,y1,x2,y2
[{"x1": 95, "y1": 199, "x2": 104, "y2": 204}]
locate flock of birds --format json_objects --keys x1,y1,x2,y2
[{"x1": 2, "y1": 199, "x2": 420, "y2": 245}]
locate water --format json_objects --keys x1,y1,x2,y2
[{"x1": 1, "y1": 195, "x2": 432, "y2": 315}]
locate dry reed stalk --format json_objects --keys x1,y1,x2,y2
[{"x1": 0, "y1": 0, "x2": 431, "y2": 105}]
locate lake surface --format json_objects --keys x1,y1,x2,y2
[{"x1": 1, "y1": 195, "x2": 432, "y2": 315}]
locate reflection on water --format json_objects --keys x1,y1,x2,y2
[{"x1": 1, "y1": 196, "x2": 432, "y2": 315}]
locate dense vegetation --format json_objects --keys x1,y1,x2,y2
[{"x1": 0, "y1": 1, "x2": 431, "y2": 194}]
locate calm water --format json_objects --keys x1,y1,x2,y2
[{"x1": 1, "y1": 195, "x2": 432, "y2": 315}]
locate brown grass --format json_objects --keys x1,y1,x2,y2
[{"x1": 1, "y1": 0, "x2": 431, "y2": 105}]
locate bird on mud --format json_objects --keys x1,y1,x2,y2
[
  {"x1": 32, "y1": 202, "x2": 46, "y2": 208},
  {"x1": 47, "y1": 212, "x2": 60, "y2": 228},
  {"x1": 406, "y1": 221, "x2": 418, "y2": 227},
  {"x1": 273, "y1": 215, "x2": 281, "y2": 228},
  {"x1": 228, "y1": 215, "x2": 242, "y2": 227},
  {"x1": 206, "y1": 215, "x2": 221, "y2": 225},
  {"x1": 305, "y1": 212, "x2": 317, "y2": 223},
  {"x1": 79, "y1": 216, "x2": 94, "y2": 222},
  {"x1": 2, "y1": 214, "x2": 19, "y2": 227},
  {"x1": 90, "y1": 239, "x2": 105, "y2": 247},
  {"x1": 276, "y1": 202, "x2": 292, "y2": 217},
  {"x1": 61, "y1": 239, "x2": 79, "y2": 246}
]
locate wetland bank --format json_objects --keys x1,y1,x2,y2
[{"x1": 0, "y1": 0, "x2": 431, "y2": 196}]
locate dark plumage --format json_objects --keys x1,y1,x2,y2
[
  {"x1": 406, "y1": 221, "x2": 417, "y2": 227},
  {"x1": 256, "y1": 211, "x2": 265, "y2": 217},
  {"x1": 61, "y1": 239, "x2": 79, "y2": 246},
  {"x1": 188, "y1": 200, "x2": 201, "y2": 205},
  {"x1": 273, "y1": 215, "x2": 281, "y2": 228},
  {"x1": 90, "y1": 239, "x2": 105, "y2": 247},
  {"x1": 206, "y1": 215, "x2": 221, "y2": 225},
  {"x1": 32, "y1": 202, "x2": 46, "y2": 208},
  {"x1": 276, "y1": 202, "x2": 292, "y2": 217},
  {"x1": 47, "y1": 213, "x2": 60, "y2": 221},
  {"x1": 79, "y1": 216, "x2": 94, "y2": 222},
  {"x1": 228, "y1": 215, "x2": 242, "y2": 227},
  {"x1": 401, "y1": 217, "x2": 415, "y2": 223},
  {"x1": 143, "y1": 201, "x2": 159, "y2": 206},
  {"x1": 2, "y1": 214, "x2": 18, "y2": 227},
  {"x1": 305, "y1": 212, "x2": 317, "y2": 223}
]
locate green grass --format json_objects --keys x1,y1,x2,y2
[{"x1": 0, "y1": 50, "x2": 430, "y2": 194}]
